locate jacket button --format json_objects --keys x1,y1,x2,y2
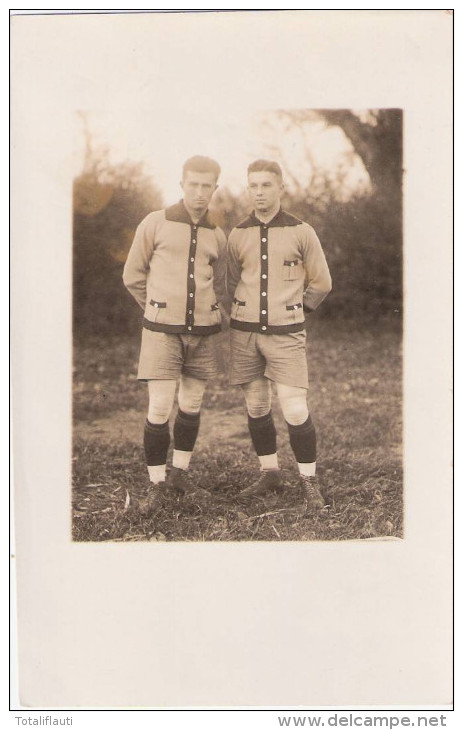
[
  {"x1": 261, "y1": 310, "x2": 267, "y2": 314},
  {"x1": 261, "y1": 238, "x2": 267, "y2": 243},
  {"x1": 192, "y1": 239, "x2": 196, "y2": 244},
  {"x1": 189, "y1": 293, "x2": 194, "y2": 298},
  {"x1": 189, "y1": 274, "x2": 194, "y2": 278},
  {"x1": 154, "y1": 303, "x2": 158, "y2": 308},
  {"x1": 262, "y1": 274, "x2": 267, "y2": 279},
  {"x1": 262, "y1": 254, "x2": 267, "y2": 260},
  {"x1": 261, "y1": 326, "x2": 267, "y2": 331},
  {"x1": 188, "y1": 326, "x2": 192, "y2": 331},
  {"x1": 262, "y1": 291, "x2": 267, "y2": 297}
]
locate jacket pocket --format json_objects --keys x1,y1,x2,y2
[
  {"x1": 148, "y1": 299, "x2": 166, "y2": 322},
  {"x1": 286, "y1": 302, "x2": 303, "y2": 320},
  {"x1": 231, "y1": 297, "x2": 246, "y2": 319},
  {"x1": 150, "y1": 299, "x2": 167, "y2": 308},
  {"x1": 283, "y1": 259, "x2": 300, "y2": 281}
]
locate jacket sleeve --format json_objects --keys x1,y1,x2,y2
[
  {"x1": 212, "y1": 227, "x2": 227, "y2": 307},
  {"x1": 122, "y1": 214, "x2": 157, "y2": 310},
  {"x1": 300, "y1": 224, "x2": 332, "y2": 312},
  {"x1": 226, "y1": 229, "x2": 242, "y2": 307}
]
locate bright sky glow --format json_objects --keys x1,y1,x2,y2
[{"x1": 73, "y1": 107, "x2": 370, "y2": 206}]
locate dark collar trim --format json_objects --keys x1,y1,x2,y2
[
  {"x1": 165, "y1": 200, "x2": 216, "y2": 229},
  {"x1": 236, "y1": 208, "x2": 303, "y2": 229}
]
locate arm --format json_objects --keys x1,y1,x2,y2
[
  {"x1": 122, "y1": 213, "x2": 157, "y2": 310},
  {"x1": 300, "y1": 224, "x2": 332, "y2": 312}
]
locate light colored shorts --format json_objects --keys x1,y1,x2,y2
[
  {"x1": 138, "y1": 329, "x2": 221, "y2": 381},
  {"x1": 229, "y1": 329, "x2": 309, "y2": 389}
]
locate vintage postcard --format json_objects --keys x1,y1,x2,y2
[{"x1": 11, "y1": 10, "x2": 453, "y2": 710}]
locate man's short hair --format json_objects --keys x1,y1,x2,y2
[
  {"x1": 247, "y1": 159, "x2": 283, "y2": 181},
  {"x1": 182, "y1": 156, "x2": 221, "y2": 181}
]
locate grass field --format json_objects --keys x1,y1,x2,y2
[{"x1": 72, "y1": 317, "x2": 402, "y2": 542}]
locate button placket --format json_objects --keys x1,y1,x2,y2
[
  {"x1": 185, "y1": 224, "x2": 197, "y2": 330},
  {"x1": 259, "y1": 225, "x2": 269, "y2": 332}
]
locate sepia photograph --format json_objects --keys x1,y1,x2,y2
[
  {"x1": 72, "y1": 107, "x2": 403, "y2": 543},
  {"x1": 11, "y1": 9, "x2": 452, "y2": 709}
]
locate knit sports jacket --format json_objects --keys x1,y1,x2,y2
[
  {"x1": 227, "y1": 209, "x2": 332, "y2": 334},
  {"x1": 123, "y1": 201, "x2": 227, "y2": 335}
]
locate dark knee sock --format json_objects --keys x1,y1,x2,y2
[
  {"x1": 173, "y1": 409, "x2": 201, "y2": 452},
  {"x1": 144, "y1": 419, "x2": 170, "y2": 466},
  {"x1": 287, "y1": 415, "x2": 316, "y2": 463},
  {"x1": 248, "y1": 411, "x2": 277, "y2": 456}
]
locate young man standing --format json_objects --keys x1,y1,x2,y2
[
  {"x1": 123, "y1": 156, "x2": 226, "y2": 515},
  {"x1": 227, "y1": 160, "x2": 332, "y2": 513}
]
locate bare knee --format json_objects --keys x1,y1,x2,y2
[
  {"x1": 277, "y1": 383, "x2": 309, "y2": 425},
  {"x1": 147, "y1": 380, "x2": 177, "y2": 423},
  {"x1": 242, "y1": 378, "x2": 272, "y2": 418},
  {"x1": 178, "y1": 375, "x2": 206, "y2": 414}
]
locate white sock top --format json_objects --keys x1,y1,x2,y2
[
  {"x1": 147, "y1": 464, "x2": 167, "y2": 484},
  {"x1": 259, "y1": 453, "x2": 279, "y2": 471},
  {"x1": 172, "y1": 449, "x2": 193, "y2": 471},
  {"x1": 298, "y1": 462, "x2": 316, "y2": 477}
]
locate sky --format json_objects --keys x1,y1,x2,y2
[{"x1": 73, "y1": 107, "x2": 369, "y2": 206}]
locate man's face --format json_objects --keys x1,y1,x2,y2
[
  {"x1": 181, "y1": 170, "x2": 218, "y2": 214},
  {"x1": 247, "y1": 171, "x2": 284, "y2": 214}
]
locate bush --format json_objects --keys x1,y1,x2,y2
[
  {"x1": 73, "y1": 158, "x2": 163, "y2": 336},
  {"x1": 290, "y1": 194, "x2": 402, "y2": 319}
]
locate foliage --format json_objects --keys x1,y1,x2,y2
[
  {"x1": 73, "y1": 145, "x2": 163, "y2": 335},
  {"x1": 290, "y1": 193, "x2": 402, "y2": 318},
  {"x1": 318, "y1": 109, "x2": 403, "y2": 207},
  {"x1": 269, "y1": 108, "x2": 402, "y2": 207}
]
